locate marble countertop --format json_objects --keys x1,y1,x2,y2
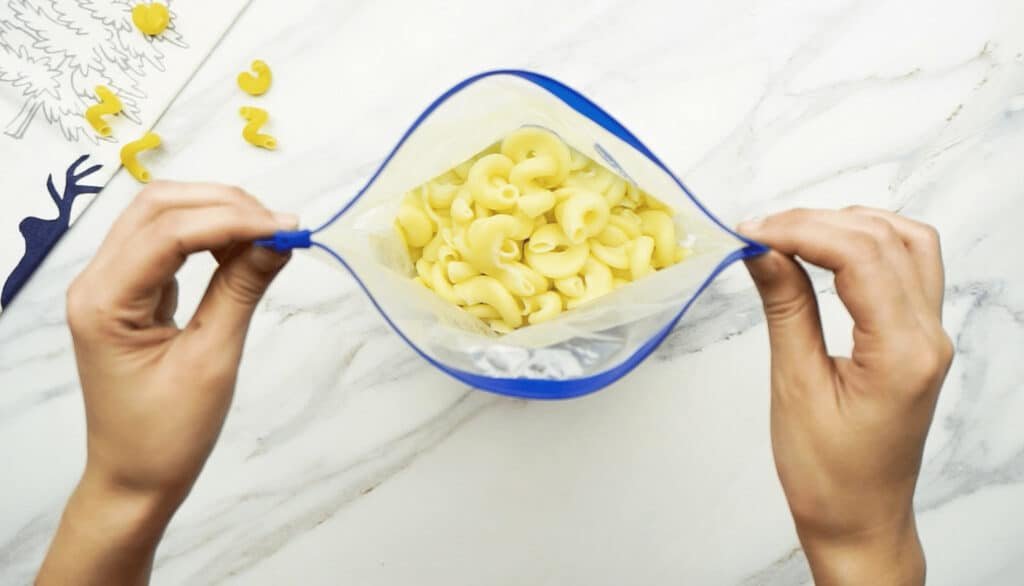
[{"x1": 3, "y1": 0, "x2": 1024, "y2": 584}]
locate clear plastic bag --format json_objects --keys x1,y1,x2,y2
[{"x1": 262, "y1": 71, "x2": 767, "y2": 399}]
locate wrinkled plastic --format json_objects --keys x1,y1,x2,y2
[{"x1": 298, "y1": 70, "x2": 766, "y2": 399}]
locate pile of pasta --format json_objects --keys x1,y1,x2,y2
[{"x1": 394, "y1": 127, "x2": 690, "y2": 334}]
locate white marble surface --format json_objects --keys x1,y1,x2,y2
[{"x1": 2, "y1": 0, "x2": 1024, "y2": 583}]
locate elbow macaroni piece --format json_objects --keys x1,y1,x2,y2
[
  {"x1": 468, "y1": 154, "x2": 519, "y2": 211},
  {"x1": 396, "y1": 126, "x2": 690, "y2": 333},
  {"x1": 397, "y1": 201, "x2": 434, "y2": 248},
  {"x1": 238, "y1": 60, "x2": 273, "y2": 96},
  {"x1": 528, "y1": 291, "x2": 562, "y2": 324},
  {"x1": 454, "y1": 276, "x2": 522, "y2": 328},
  {"x1": 132, "y1": 2, "x2": 169, "y2": 36},
  {"x1": 524, "y1": 224, "x2": 589, "y2": 278},
  {"x1": 240, "y1": 106, "x2": 278, "y2": 150},
  {"x1": 501, "y1": 127, "x2": 571, "y2": 187},
  {"x1": 120, "y1": 132, "x2": 161, "y2": 183},
  {"x1": 84, "y1": 86, "x2": 122, "y2": 137},
  {"x1": 554, "y1": 187, "x2": 610, "y2": 244},
  {"x1": 639, "y1": 209, "x2": 678, "y2": 268},
  {"x1": 629, "y1": 235, "x2": 656, "y2": 280}
]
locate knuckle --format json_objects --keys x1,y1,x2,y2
[
  {"x1": 65, "y1": 278, "x2": 91, "y2": 330},
  {"x1": 66, "y1": 276, "x2": 113, "y2": 336},
  {"x1": 850, "y1": 232, "x2": 883, "y2": 261},
  {"x1": 767, "y1": 207, "x2": 815, "y2": 230},
  {"x1": 218, "y1": 185, "x2": 258, "y2": 208},
  {"x1": 223, "y1": 185, "x2": 249, "y2": 202},
  {"x1": 136, "y1": 183, "x2": 165, "y2": 204},
  {"x1": 785, "y1": 207, "x2": 815, "y2": 222},
  {"x1": 842, "y1": 204, "x2": 874, "y2": 215},
  {"x1": 909, "y1": 332, "x2": 954, "y2": 380},
  {"x1": 862, "y1": 216, "x2": 900, "y2": 245},
  {"x1": 218, "y1": 267, "x2": 270, "y2": 306},
  {"x1": 152, "y1": 215, "x2": 175, "y2": 241},
  {"x1": 762, "y1": 290, "x2": 816, "y2": 325},
  {"x1": 152, "y1": 216, "x2": 188, "y2": 255},
  {"x1": 935, "y1": 332, "x2": 955, "y2": 367},
  {"x1": 915, "y1": 224, "x2": 941, "y2": 250}
]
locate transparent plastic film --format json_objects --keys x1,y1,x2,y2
[{"x1": 297, "y1": 71, "x2": 766, "y2": 398}]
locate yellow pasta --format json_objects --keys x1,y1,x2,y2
[
  {"x1": 565, "y1": 162, "x2": 615, "y2": 195},
  {"x1": 463, "y1": 215, "x2": 520, "y2": 272},
  {"x1": 555, "y1": 276, "x2": 585, "y2": 298},
  {"x1": 523, "y1": 224, "x2": 589, "y2": 278},
  {"x1": 415, "y1": 258, "x2": 433, "y2": 282},
  {"x1": 450, "y1": 187, "x2": 475, "y2": 224},
  {"x1": 466, "y1": 304, "x2": 501, "y2": 319},
  {"x1": 487, "y1": 319, "x2": 516, "y2": 335},
  {"x1": 528, "y1": 291, "x2": 562, "y2": 324},
  {"x1": 554, "y1": 187, "x2": 610, "y2": 244},
  {"x1": 609, "y1": 208, "x2": 642, "y2": 238},
  {"x1": 120, "y1": 131, "x2": 161, "y2": 183},
  {"x1": 454, "y1": 276, "x2": 522, "y2": 328},
  {"x1": 429, "y1": 263, "x2": 460, "y2": 304},
  {"x1": 425, "y1": 180, "x2": 459, "y2": 209},
  {"x1": 568, "y1": 258, "x2": 613, "y2": 309},
  {"x1": 629, "y1": 235, "x2": 656, "y2": 280},
  {"x1": 468, "y1": 153, "x2": 519, "y2": 211},
  {"x1": 396, "y1": 126, "x2": 690, "y2": 333},
  {"x1": 396, "y1": 202, "x2": 434, "y2": 248},
  {"x1": 447, "y1": 261, "x2": 480, "y2": 284},
  {"x1": 517, "y1": 189, "x2": 556, "y2": 218},
  {"x1": 604, "y1": 178, "x2": 628, "y2": 208},
  {"x1": 589, "y1": 240, "x2": 629, "y2": 270},
  {"x1": 501, "y1": 127, "x2": 571, "y2": 187},
  {"x1": 239, "y1": 106, "x2": 277, "y2": 150},
  {"x1": 639, "y1": 210, "x2": 677, "y2": 268}
]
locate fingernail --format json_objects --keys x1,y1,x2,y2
[
  {"x1": 273, "y1": 212, "x2": 299, "y2": 229},
  {"x1": 736, "y1": 216, "x2": 764, "y2": 235}
]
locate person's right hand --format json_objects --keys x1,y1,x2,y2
[{"x1": 737, "y1": 207, "x2": 953, "y2": 586}]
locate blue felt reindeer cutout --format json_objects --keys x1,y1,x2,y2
[{"x1": 1, "y1": 155, "x2": 102, "y2": 310}]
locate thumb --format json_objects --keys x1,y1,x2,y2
[
  {"x1": 189, "y1": 245, "x2": 290, "y2": 350},
  {"x1": 741, "y1": 245, "x2": 830, "y2": 376}
]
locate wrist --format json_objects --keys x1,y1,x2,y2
[
  {"x1": 37, "y1": 469, "x2": 179, "y2": 584},
  {"x1": 798, "y1": 514, "x2": 925, "y2": 586},
  {"x1": 70, "y1": 467, "x2": 179, "y2": 548}
]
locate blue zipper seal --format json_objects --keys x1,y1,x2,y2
[{"x1": 255, "y1": 229, "x2": 312, "y2": 253}]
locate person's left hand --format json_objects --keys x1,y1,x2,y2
[{"x1": 39, "y1": 181, "x2": 296, "y2": 585}]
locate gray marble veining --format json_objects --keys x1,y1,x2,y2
[{"x1": 2, "y1": 0, "x2": 1024, "y2": 584}]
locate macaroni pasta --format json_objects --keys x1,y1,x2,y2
[{"x1": 394, "y1": 127, "x2": 691, "y2": 333}]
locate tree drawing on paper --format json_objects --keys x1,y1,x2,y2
[{"x1": 0, "y1": 0, "x2": 188, "y2": 143}]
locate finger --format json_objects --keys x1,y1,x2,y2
[
  {"x1": 832, "y1": 210, "x2": 931, "y2": 321},
  {"x1": 843, "y1": 206, "x2": 945, "y2": 318},
  {"x1": 742, "y1": 250, "x2": 832, "y2": 380},
  {"x1": 186, "y1": 245, "x2": 291, "y2": 352},
  {"x1": 111, "y1": 204, "x2": 296, "y2": 299},
  {"x1": 738, "y1": 209, "x2": 916, "y2": 335},
  {"x1": 101, "y1": 183, "x2": 268, "y2": 252},
  {"x1": 211, "y1": 243, "x2": 248, "y2": 266},
  {"x1": 154, "y1": 278, "x2": 179, "y2": 325}
]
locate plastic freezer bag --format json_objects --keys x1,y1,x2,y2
[{"x1": 260, "y1": 70, "x2": 767, "y2": 399}]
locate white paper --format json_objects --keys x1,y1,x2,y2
[{"x1": 0, "y1": 0, "x2": 249, "y2": 312}]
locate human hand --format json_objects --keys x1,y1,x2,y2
[
  {"x1": 39, "y1": 182, "x2": 295, "y2": 585},
  {"x1": 738, "y1": 207, "x2": 953, "y2": 586}
]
